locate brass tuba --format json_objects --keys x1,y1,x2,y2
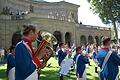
[{"x1": 34, "y1": 30, "x2": 57, "y2": 64}]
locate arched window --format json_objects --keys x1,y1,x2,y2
[
  {"x1": 53, "y1": 31, "x2": 62, "y2": 44},
  {"x1": 88, "y1": 36, "x2": 94, "y2": 44},
  {"x1": 80, "y1": 35, "x2": 86, "y2": 46},
  {"x1": 65, "y1": 32, "x2": 71, "y2": 47},
  {"x1": 53, "y1": 31, "x2": 62, "y2": 51},
  {"x1": 95, "y1": 36, "x2": 99, "y2": 46}
]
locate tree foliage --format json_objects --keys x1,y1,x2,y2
[{"x1": 88, "y1": 0, "x2": 120, "y2": 40}]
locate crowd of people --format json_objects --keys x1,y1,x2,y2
[
  {"x1": 1, "y1": 24, "x2": 120, "y2": 80},
  {"x1": 57, "y1": 37, "x2": 120, "y2": 80}
]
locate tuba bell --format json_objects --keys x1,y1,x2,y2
[{"x1": 34, "y1": 30, "x2": 57, "y2": 64}]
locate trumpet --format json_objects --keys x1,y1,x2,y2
[{"x1": 35, "y1": 30, "x2": 57, "y2": 64}]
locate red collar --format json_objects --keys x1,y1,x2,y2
[
  {"x1": 100, "y1": 48, "x2": 109, "y2": 50},
  {"x1": 22, "y1": 37, "x2": 34, "y2": 57},
  {"x1": 22, "y1": 38, "x2": 32, "y2": 45},
  {"x1": 11, "y1": 52, "x2": 15, "y2": 57}
]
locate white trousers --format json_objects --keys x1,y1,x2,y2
[
  {"x1": 93, "y1": 59, "x2": 99, "y2": 67},
  {"x1": 8, "y1": 67, "x2": 15, "y2": 80},
  {"x1": 76, "y1": 71, "x2": 86, "y2": 80},
  {"x1": 116, "y1": 77, "x2": 118, "y2": 80},
  {"x1": 100, "y1": 74, "x2": 118, "y2": 80},
  {"x1": 25, "y1": 70, "x2": 38, "y2": 80},
  {"x1": 103, "y1": 77, "x2": 118, "y2": 80}
]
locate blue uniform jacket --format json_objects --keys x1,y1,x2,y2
[
  {"x1": 58, "y1": 49, "x2": 67, "y2": 66},
  {"x1": 86, "y1": 47, "x2": 90, "y2": 54},
  {"x1": 6, "y1": 53, "x2": 15, "y2": 76},
  {"x1": 92, "y1": 52, "x2": 97, "y2": 59},
  {"x1": 73, "y1": 53, "x2": 89, "y2": 77},
  {"x1": 97, "y1": 49, "x2": 120, "y2": 80},
  {"x1": 15, "y1": 41, "x2": 37, "y2": 80}
]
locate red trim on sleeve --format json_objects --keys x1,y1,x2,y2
[
  {"x1": 23, "y1": 38, "x2": 43, "y2": 68},
  {"x1": 33, "y1": 57, "x2": 43, "y2": 68}
]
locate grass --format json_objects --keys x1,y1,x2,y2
[
  {"x1": 0, "y1": 57, "x2": 120, "y2": 80},
  {"x1": 0, "y1": 64, "x2": 7, "y2": 80},
  {"x1": 40, "y1": 57, "x2": 100, "y2": 80}
]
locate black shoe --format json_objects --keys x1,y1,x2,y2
[
  {"x1": 89, "y1": 64, "x2": 92, "y2": 66},
  {"x1": 71, "y1": 68, "x2": 74, "y2": 71},
  {"x1": 95, "y1": 71, "x2": 98, "y2": 73},
  {"x1": 95, "y1": 67, "x2": 98, "y2": 73},
  {"x1": 88, "y1": 62, "x2": 91, "y2": 66}
]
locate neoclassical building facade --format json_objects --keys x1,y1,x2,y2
[{"x1": 0, "y1": 0, "x2": 111, "y2": 49}]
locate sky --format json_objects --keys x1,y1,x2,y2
[{"x1": 43, "y1": 0, "x2": 120, "y2": 38}]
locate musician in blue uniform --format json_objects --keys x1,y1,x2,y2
[
  {"x1": 86, "y1": 44, "x2": 90, "y2": 55},
  {"x1": 92, "y1": 46, "x2": 98, "y2": 73},
  {"x1": 86, "y1": 44, "x2": 91, "y2": 66},
  {"x1": 96, "y1": 37, "x2": 120, "y2": 80},
  {"x1": 7, "y1": 45, "x2": 15, "y2": 80},
  {"x1": 7, "y1": 31, "x2": 22, "y2": 80},
  {"x1": 73, "y1": 46, "x2": 89, "y2": 80},
  {"x1": 58, "y1": 43, "x2": 67, "y2": 66},
  {"x1": 15, "y1": 25, "x2": 45, "y2": 80},
  {"x1": 58, "y1": 43, "x2": 67, "y2": 80}
]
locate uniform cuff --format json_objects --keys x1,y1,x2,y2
[{"x1": 33, "y1": 57, "x2": 42, "y2": 68}]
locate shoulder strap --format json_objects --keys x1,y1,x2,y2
[
  {"x1": 76, "y1": 54, "x2": 81, "y2": 64},
  {"x1": 23, "y1": 41, "x2": 38, "y2": 67},
  {"x1": 22, "y1": 41, "x2": 33, "y2": 58},
  {"x1": 101, "y1": 50, "x2": 112, "y2": 71}
]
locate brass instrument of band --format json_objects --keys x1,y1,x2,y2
[
  {"x1": 42, "y1": 46, "x2": 55, "y2": 63},
  {"x1": 35, "y1": 30, "x2": 57, "y2": 64}
]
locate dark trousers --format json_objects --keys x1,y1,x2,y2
[
  {"x1": 60, "y1": 74, "x2": 63, "y2": 80},
  {"x1": 95, "y1": 67, "x2": 98, "y2": 73}
]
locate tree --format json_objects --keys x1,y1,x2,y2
[
  {"x1": 88, "y1": 0, "x2": 120, "y2": 42},
  {"x1": 111, "y1": 27, "x2": 115, "y2": 40}
]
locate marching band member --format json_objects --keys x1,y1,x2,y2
[
  {"x1": 71, "y1": 43, "x2": 76, "y2": 58},
  {"x1": 7, "y1": 32, "x2": 22, "y2": 80},
  {"x1": 82, "y1": 46, "x2": 86, "y2": 55},
  {"x1": 58, "y1": 43, "x2": 67, "y2": 66},
  {"x1": 96, "y1": 37, "x2": 120, "y2": 80},
  {"x1": 15, "y1": 25, "x2": 46, "y2": 80},
  {"x1": 111, "y1": 43, "x2": 117, "y2": 52},
  {"x1": 65, "y1": 43, "x2": 72, "y2": 59},
  {"x1": 73, "y1": 46, "x2": 89, "y2": 80},
  {"x1": 58, "y1": 43, "x2": 67, "y2": 80},
  {"x1": 71, "y1": 43, "x2": 76, "y2": 52},
  {"x1": 86, "y1": 44, "x2": 92, "y2": 66},
  {"x1": 6, "y1": 45, "x2": 15, "y2": 80},
  {"x1": 92, "y1": 46, "x2": 98, "y2": 73}
]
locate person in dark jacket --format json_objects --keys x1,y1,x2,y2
[
  {"x1": 73, "y1": 46, "x2": 89, "y2": 80},
  {"x1": 58, "y1": 43, "x2": 67, "y2": 80}
]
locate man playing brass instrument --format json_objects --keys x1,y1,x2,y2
[{"x1": 15, "y1": 24, "x2": 46, "y2": 80}]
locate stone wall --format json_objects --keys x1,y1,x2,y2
[
  {"x1": 0, "y1": 19, "x2": 30, "y2": 49},
  {"x1": 0, "y1": 0, "x2": 111, "y2": 49},
  {"x1": 0, "y1": 17, "x2": 110, "y2": 49}
]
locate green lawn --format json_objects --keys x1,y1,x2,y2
[
  {"x1": 0, "y1": 64, "x2": 7, "y2": 80},
  {"x1": 0, "y1": 57, "x2": 120, "y2": 80}
]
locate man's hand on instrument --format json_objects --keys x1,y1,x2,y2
[{"x1": 39, "y1": 62, "x2": 47, "y2": 69}]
